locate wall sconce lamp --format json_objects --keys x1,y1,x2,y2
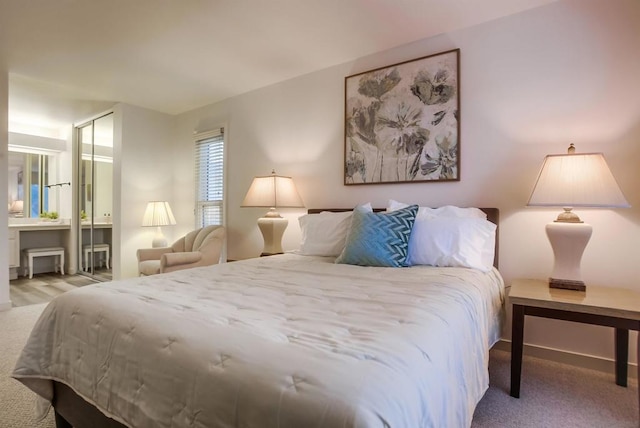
[
  {"x1": 528, "y1": 144, "x2": 629, "y2": 291},
  {"x1": 241, "y1": 170, "x2": 304, "y2": 256},
  {"x1": 142, "y1": 201, "x2": 176, "y2": 247}
]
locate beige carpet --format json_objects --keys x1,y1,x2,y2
[
  {"x1": 473, "y1": 349, "x2": 638, "y2": 427},
  {"x1": 2, "y1": 303, "x2": 638, "y2": 427},
  {"x1": 0, "y1": 303, "x2": 55, "y2": 427}
]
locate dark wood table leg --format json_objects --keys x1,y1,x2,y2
[
  {"x1": 510, "y1": 304, "x2": 525, "y2": 398},
  {"x1": 615, "y1": 328, "x2": 629, "y2": 387},
  {"x1": 54, "y1": 410, "x2": 72, "y2": 428}
]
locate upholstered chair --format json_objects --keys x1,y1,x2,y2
[{"x1": 137, "y1": 225, "x2": 225, "y2": 276}]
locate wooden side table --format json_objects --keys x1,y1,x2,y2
[{"x1": 508, "y1": 279, "x2": 640, "y2": 416}]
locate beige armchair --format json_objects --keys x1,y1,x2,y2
[{"x1": 137, "y1": 225, "x2": 225, "y2": 276}]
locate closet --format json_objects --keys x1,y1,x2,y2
[{"x1": 75, "y1": 113, "x2": 113, "y2": 280}]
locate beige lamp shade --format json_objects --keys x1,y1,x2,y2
[
  {"x1": 242, "y1": 171, "x2": 304, "y2": 256},
  {"x1": 528, "y1": 150, "x2": 629, "y2": 210},
  {"x1": 241, "y1": 171, "x2": 304, "y2": 211},
  {"x1": 142, "y1": 201, "x2": 176, "y2": 227},
  {"x1": 527, "y1": 145, "x2": 629, "y2": 291},
  {"x1": 142, "y1": 201, "x2": 176, "y2": 248},
  {"x1": 9, "y1": 200, "x2": 24, "y2": 213}
]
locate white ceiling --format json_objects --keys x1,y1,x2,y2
[{"x1": 1, "y1": 0, "x2": 557, "y2": 132}]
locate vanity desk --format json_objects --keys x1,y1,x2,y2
[
  {"x1": 9, "y1": 222, "x2": 72, "y2": 279},
  {"x1": 9, "y1": 220, "x2": 112, "y2": 278}
]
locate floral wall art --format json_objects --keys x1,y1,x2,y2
[{"x1": 344, "y1": 49, "x2": 460, "y2": 185}]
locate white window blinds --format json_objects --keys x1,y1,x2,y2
[{"x1": 195, "y1": 128, "x2": 225, "y2": 227}]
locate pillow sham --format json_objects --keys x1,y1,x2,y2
[
  {"x1": 296, "y1": 211, "x2": 353, "y2": 256},
  {"x1": 296, "y1": 203, "x2": 372, "y2": 257},
  {"x1": 387, "y1": 199, "x2": 487, "y2": 219},
  {"x1": 407, "y1": 216, "x2": 497, "y2": 271},
  {"x1": 335, "y1": 204, "x2": 418, "y2": 268}
]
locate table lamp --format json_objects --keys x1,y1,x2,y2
[
  {"x1": 9, "y1": 200, "x2": 24, "y2": 215},
  {"x1": 142, "y1": 201, "x2": 176, "y2": 247},
  {"x1": 241, "y1": 170, "x2": 304, "y2": 256},
  {"x1": 527, "y1": 144, "x2": 629, "y2": 291}
]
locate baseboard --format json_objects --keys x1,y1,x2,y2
[
  {"x1": 0, "y1": 300, "x2": 13, "y2": 311},
  {"x1": 494, "y1": 339, "x2": 638, "y2": 379}
]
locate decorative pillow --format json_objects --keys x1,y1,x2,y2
[
  {"x1": 335, "y1": 204, "x2": 418, "y2": 267},
  {"x1": 387, "y1": 199, "x2": 487, "y2": 219},
  {"x1": 296, "y1": 203, "x2": 372, "y2": 257},
  {"x1": 407, "y1": 216, "x2": 497, "y2": 271}
]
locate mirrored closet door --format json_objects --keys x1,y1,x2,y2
[{"x1": 76, "y1": 113, "x2": 113, "y2": 280}]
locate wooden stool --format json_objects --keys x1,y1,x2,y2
[
  {"x1": 23, "y1": 247, "x2": 65, "y2": 279},
  {"x1": 83, "y1": 244, "x2": 110, "y2": 271}
]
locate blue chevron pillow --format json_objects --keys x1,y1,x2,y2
[{"x1": 336, "y1": 204, "x2": 418, "y2": 267}]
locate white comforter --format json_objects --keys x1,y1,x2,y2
[{"x1": 13, "y1": 254, "x2": 504, "y2": 428}]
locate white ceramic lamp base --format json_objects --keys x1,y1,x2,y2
[
  {"x1": 257, "y1": 216, "x2": 288, "y2": 256},
  {"x1": 152, "y1": 226, "x2": 169, "y2": 248},
  {"x1": 545, "y1": 221, "x2": 592, "y2": 291}
]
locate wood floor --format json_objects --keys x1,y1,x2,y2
[{"x1": 9, "y1": 272, "x2": 103, "y2": 307}]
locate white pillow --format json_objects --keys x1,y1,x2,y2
[
  {"x1": 407, "y1": 216, "x2": 496, "y2": 271},
  {"x1": 387, "y1": 199, "x2": 487, "y2": 219},
  {"x1": 296, "y1": 203, "x2": 372, "y2": 257}
]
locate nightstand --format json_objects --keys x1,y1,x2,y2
[{"x1": 508, "y1": 279, "x2": 640, "y2": 414}]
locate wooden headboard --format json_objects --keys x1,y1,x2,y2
[{"x1": 307, "y1": 207, "x2": 500, "y2": 269}]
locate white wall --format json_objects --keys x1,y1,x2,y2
[
  {"x1": 58, "y1": 128, "x2": 74, "y2": 220},
  {"x1": 0, "y1": 70, "x2": 9, "y2": 310},
  {"x1": 113, "y1": 103, "x2": 175, "y2": 279},
  {"x1": 94, "y1": 161, "x2": 113, "y2": 218},
  {"x1": 173, "y1": 0, "x2": 640, "y2": 363}
]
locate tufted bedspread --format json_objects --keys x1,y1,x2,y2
[{"x1": 13, "y1": 254, "x2": 504, "y2": 428}]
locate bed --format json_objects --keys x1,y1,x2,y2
[{"x1": 13, "y1": 207, "x2": 504, "y2": 428}]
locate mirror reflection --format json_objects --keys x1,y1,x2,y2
[
  {"x1": 77, "y1": 112, "x2": 114, "y2": 281},
  {"x1": 8, "y1": 151, "x2": 56, "y2": 218}
]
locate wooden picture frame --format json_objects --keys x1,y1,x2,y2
[{"x1": 344, "y1": 49, "x2": 460, "y2": 185}]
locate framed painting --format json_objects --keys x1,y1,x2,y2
[{"x1": 344, "y1": 48, "x2": 460, "y2": 185}]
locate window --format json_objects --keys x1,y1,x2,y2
[
  {"x1": 8, "y1": 151, "x2": 51, "y2": 218},
  {"x1": 195, "y1": 128, "x2": 225, "y2": 227},
  {"x1": 31, "y1": 154, "x2": 48, "y2": 217}
]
